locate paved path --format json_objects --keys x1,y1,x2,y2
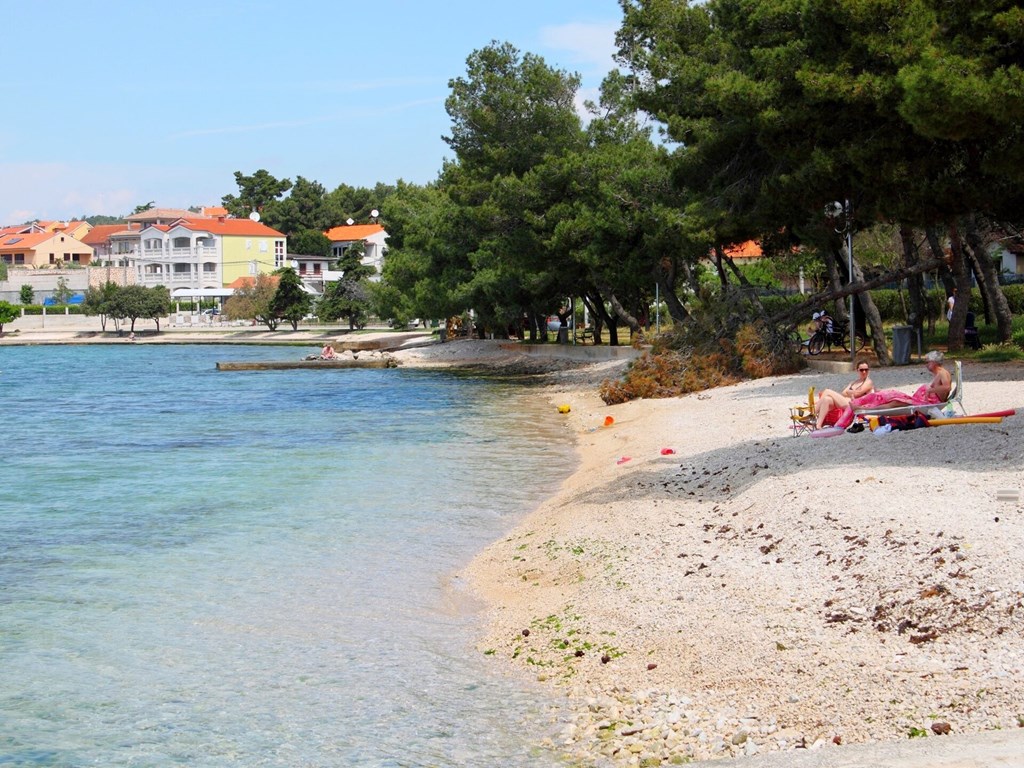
[{"x1": 713, "y1": 729, "x2": 1024, "y2": 767}]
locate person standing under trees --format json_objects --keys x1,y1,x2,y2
[{"x1": 947, "y1": 289, "x2": 957, "y2": 322}]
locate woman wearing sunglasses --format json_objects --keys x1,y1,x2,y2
[{"x1": 814, "y1": 363, "x2": 875, "y2": 428}]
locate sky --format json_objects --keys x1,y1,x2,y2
[{"x1": 1, "y1": 0, "x2": 623, "y2": 224}]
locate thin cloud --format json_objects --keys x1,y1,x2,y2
[{"x1": 540, "y1": 21, "x2": 619, "y2": 73}]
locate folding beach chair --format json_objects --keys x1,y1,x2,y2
[
  {"x1": 789, "y1": 386, "x2": 816, "y2": 436},
  {"x1": 855, "y1": 361, "x2": 966, "y2": 420}
]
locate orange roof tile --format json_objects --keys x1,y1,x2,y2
[
  {"x1": 227, "y1": 275, "x2": 280, "y2": 289},
  {"x1": 723, "y1": 240, "x2": 763, "y2": 259},
  {"x1": 0, "y1": 231, "x2": 58, "y2": 250},
  {"x1": 80, "y1": 224, "x2": 129, "y2": 245},
  {"x1": 324, "y1": 223, "x2": 385, "y2": 242},
  {"x1": 177, "y1": 217, "x2": 285, "y2": 237}
]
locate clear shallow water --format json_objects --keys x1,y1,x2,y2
[{"x1": 0, "y1": 345, "x2": 576, "y2": 767}]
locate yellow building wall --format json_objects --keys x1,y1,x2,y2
[{"x1": 220, "y1": 235, "x2": 282, "y2": 286}]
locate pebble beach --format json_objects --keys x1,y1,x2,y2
[
  {"x1": 7, "y1": 322, "x2": 1024, "y2": 766},
  {"x1": 396, "y1": 340, "x2": 1024, "y2": 766}
]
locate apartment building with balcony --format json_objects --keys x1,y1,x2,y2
[{"x1": 132, "y1": 216, "x2": 287, "y2": 299}]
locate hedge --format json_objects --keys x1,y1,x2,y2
[{"x1": 20, "y1": 304, "x2": 87, "y2": 315}]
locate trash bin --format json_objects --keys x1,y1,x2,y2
[{"x1": 892, "y1": 325, "x2": 913, "y2": 365}]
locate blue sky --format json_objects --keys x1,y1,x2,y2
[{"x1": 1, "y1": 1, "x2": 623, "y2": 224}]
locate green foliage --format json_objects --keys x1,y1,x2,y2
[
  {"x1": 84, "y1": 215, "x2": 124, "y2": 225},
  {"x1": 221, "y1": 169, "x2": 292, "y2": 219},
  {"x1": 0, "y1": 261, "x2": 6, "y2": 280},
  {"x1": 1002, "y1": 284, "x2": 1024, "y2": 314},
  {"x1": 82, "y1": 282, "x2": 120, "y2": 330},
  {"x1": 270, "y1": 267, "x2": 312, "y2": 331},
  {"x1": 973, "y1": 344, "x2": 1024, "y2": 362},
  {"x1": 317, "y1": 278, "x2": 371, "y2": 330},
  {"x1": 288, "y1": 229, "x2": 331, "y2": 258},
  {"x1": 52, "y1": 276, "x2": 73, "y2": 305},
  {"x1": 264, "y1": 176, "x2": 330, "y2": 235},
  {"x1": 225, "y1": 273, "x2": 279, "y2": 330},
  {"x1": 107, "y1": 284, "x2": 170, "y2": 332},
  {"x1": 0, "y1": 300, "x2": 19, "y2": 331},
  {"x1": 19, "y1": 284, "x2": 33, "y2": 304}
]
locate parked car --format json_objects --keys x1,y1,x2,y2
[{"x1": 201, "y1": 308, "x2": 220, "y2": 316}]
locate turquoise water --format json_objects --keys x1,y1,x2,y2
[{"x1": 0, "y1": 345, "x2": 576, "y2": 767}]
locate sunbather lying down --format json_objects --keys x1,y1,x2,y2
[{"x1": 815, "y1": 350, "x2": 951, "y2": 429}]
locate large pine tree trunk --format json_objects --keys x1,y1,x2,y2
[
  {"x1": 899, "y1": 225, "x2": 926, "y2": 336},
  {"x1": 655, "y1": 258, "x2": 690, "y2": 324},
  {"x1": 963, "y1": 215, "x2": 1014, "y2": 343},
  {"x1": 946, "y1": 225, "x2": 974, "y2": 352},
  {"x1": 606, "y1": 289, "x2": 640, "y2": 334},
  {"x1": 848, "y1": 252, "x2": 891, "y2": 365},
  {"x1": 924, "y1": 227, "x2": 949, "y2": 334}
]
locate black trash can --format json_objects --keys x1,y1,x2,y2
[{"x1": 892, "y1": 325, "x2": 912, "y2": 365}]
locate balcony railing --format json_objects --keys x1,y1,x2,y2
[{"x1": 138, "y1": 245, "x2": 218, "y2": 262}]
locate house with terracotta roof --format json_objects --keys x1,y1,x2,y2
[
  {"x1": 0, "y1": 223, "x2": 45, "y2": 237},
  {"x1": 133, "y1": 215, "x2": 287, "y2": 297},
  {"x1": 37, "y1": 220, "x2": 92, "y2": 240},
  {"x1": 324, "y1": 223, "x2": 389, "y2": 279},
  {"x1": 80, "y1": 223, "x2": 144, "y2": 262},
  {"x1": 0, "y1": 230, "x2": 94, "y2": 267}
]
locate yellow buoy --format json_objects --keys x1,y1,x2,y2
[{"x1": 557, "y1": 404, "x2": 571, "y2": 413}]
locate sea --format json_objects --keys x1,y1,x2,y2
[{"x1": 0, "y1": 344, "x2": 578, "y2": 767}]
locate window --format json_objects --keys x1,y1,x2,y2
[
  {"x1": 15, "y1": 254, "x2": 25, "y2": 264},
  {"x1": 0, "y1": 255, "x2": 10, "y2": 264},
  {"x1": 313, "y1": 263, "x2": 321, "y2": 274},
  {"x1": 274, "y1": 239, "x2": 285, "y2": 268},
  {"x1": 50, "y1": 254, "x2": 56, "y2": 264},
  {"x1": 258, "y1": 240, "x2": 267, "y2": 252}
]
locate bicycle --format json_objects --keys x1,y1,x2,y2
[{"x1": 807, "y1": 323, "x2": 867, "y2": 355}]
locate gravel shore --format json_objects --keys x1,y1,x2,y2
[
  {"x1": 11, "y1": 330, "x2": 1023, "y2": 765},
  {"x1": 406, "y1": 343, "x2": 1024, "y2": 766}
]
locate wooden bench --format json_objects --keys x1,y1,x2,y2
[{"x1": 574, "y1": 326, "x2": 595, "y2": 345}]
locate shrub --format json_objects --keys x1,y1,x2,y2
[
  {"x1": 599, "y1": 312, "x2": 804, "y2": 404},
  {"x1": 600, "y1": 345, "x2": 741, "y2": 404}
]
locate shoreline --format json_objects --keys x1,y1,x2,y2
[
  {"x1": 8, "y1": 333, "x2": 1023, "y2": 764},
  {"x1": 453, "y1": 353, "x2": 1024, "y2": 765}
]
